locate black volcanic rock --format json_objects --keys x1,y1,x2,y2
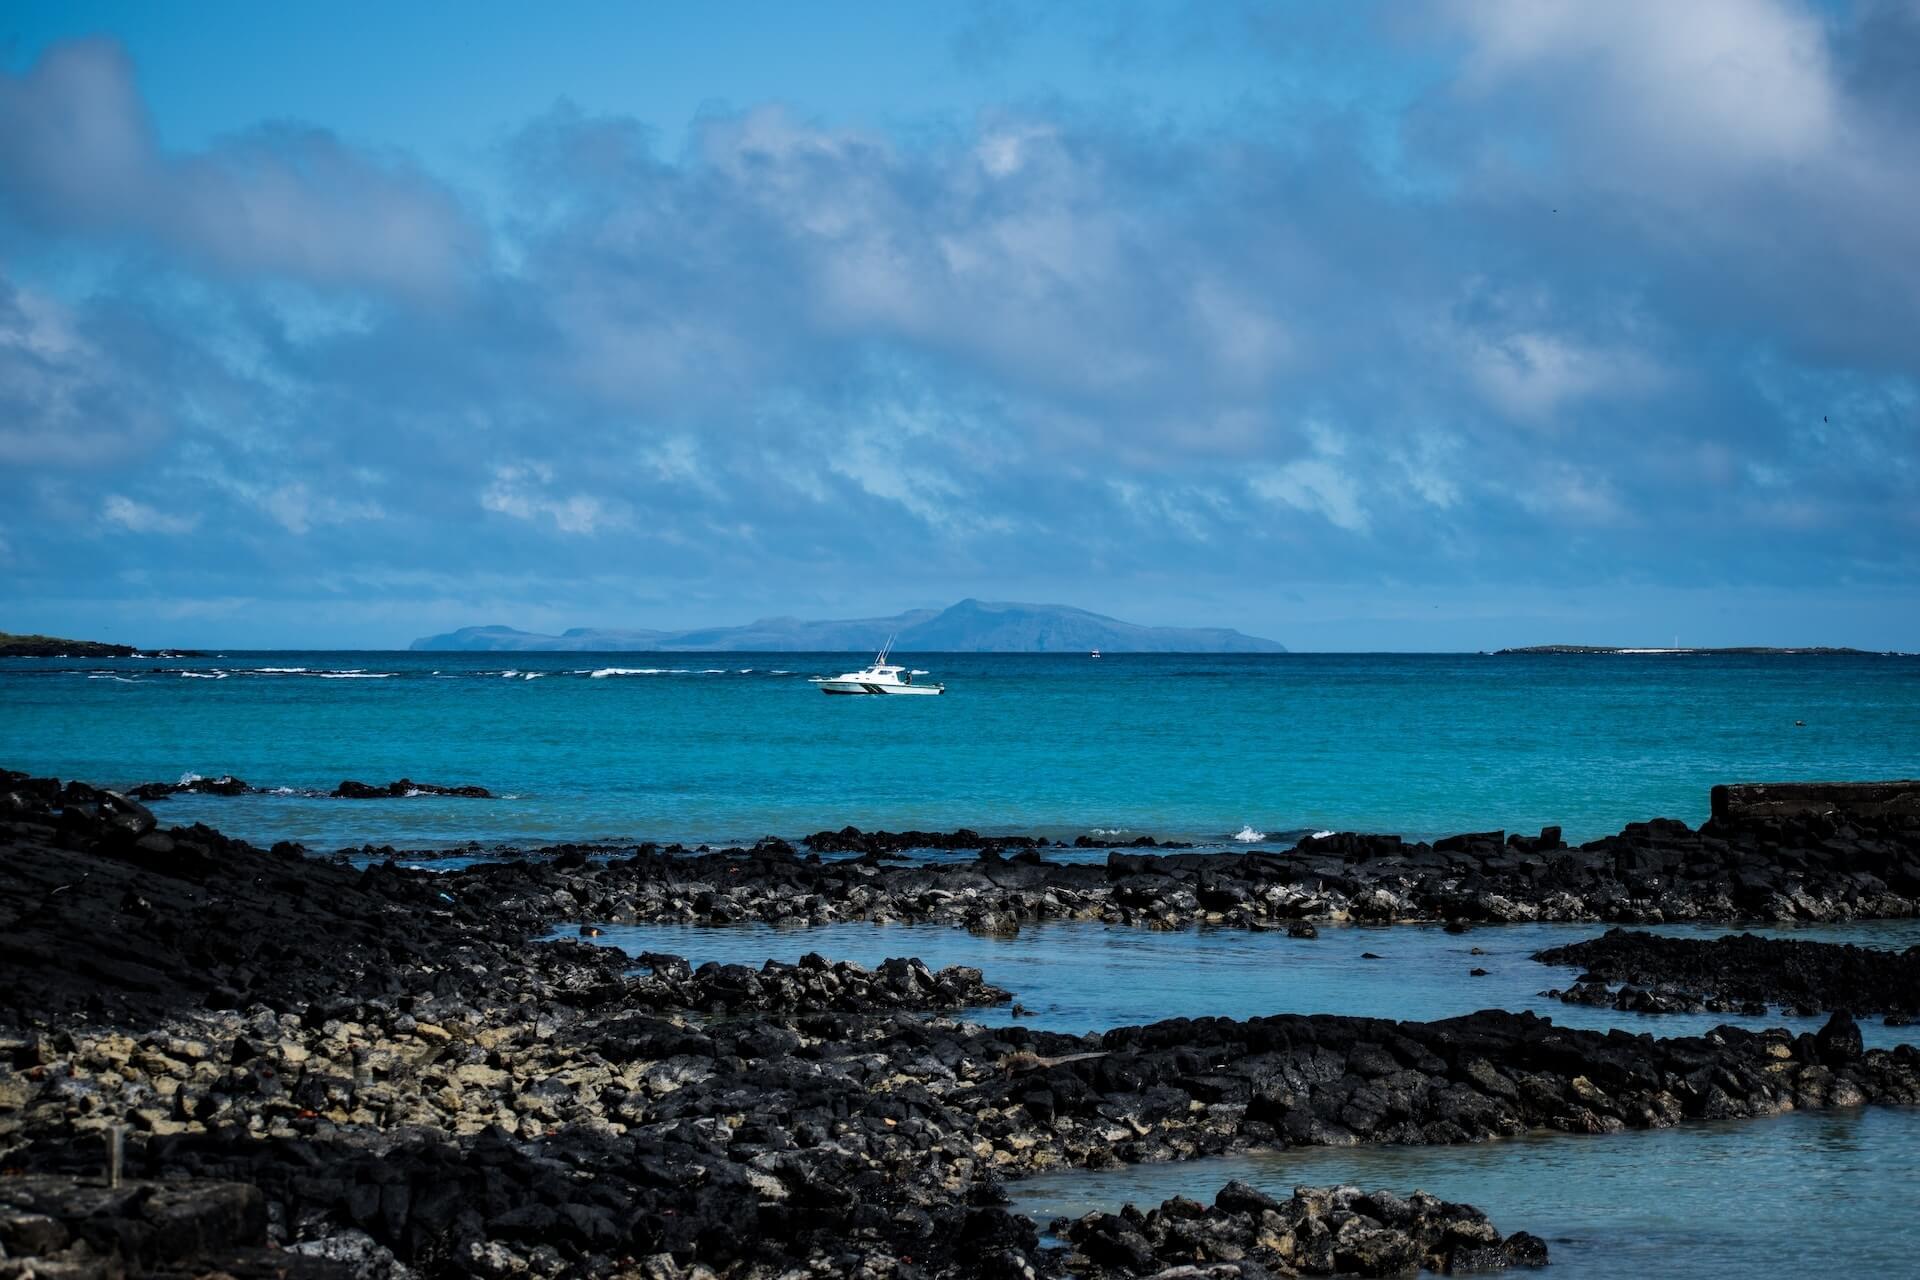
[
  {"x1": 1535, "y1": 928, "x2": 1920, "y2": 1016},
  {"x1": 7, "y1": 767, "x2": 1920, "y2": 1279},
  {"x1": 1058, "y1": 1182, "x2": 1549, "y2": 1276},
  {"x1": 130, "y1": 775, "x2": 257, "y2": 800},
  {"x1": 0, "y1": 632, "x2": 139, "y2": 658},
  {"x1": 331, "y1": 779, "x2": 492, "y2": 799}
]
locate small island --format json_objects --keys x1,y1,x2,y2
[
  {"x1": 0, "y1": 631, "x2": 201, "y2": 659},
  {"x1": 1494, "y1": 644, "x2": 1883, "y2": 656}
]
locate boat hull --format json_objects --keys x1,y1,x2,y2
[{"x1": 817, "y1": 680, "x2": 943, "y2": 695}]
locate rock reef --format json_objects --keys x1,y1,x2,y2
[
  {"x1": 1057, "y1": 1181, "x2": 1548, "y2": 1277},
  {"x1": 1535, "y1": 927, "x2": 1920, "y2": 1019},
  {"x1": 440, "y1": 808, "x2": 1920, "y2": 934}
]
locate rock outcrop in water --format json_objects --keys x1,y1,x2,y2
[
  {"x1": 128, "y1": 774, "x2": 259, "y2": 800},
  {"x1": 6, "y1": 767, "x2": 1920, "y2": 1278},
  {"x1": 1535, "y1": 927, "x2": 1920, "y2": 1019},
  {"x1": 436, "y1": 806, "x2": 1920, "y2": 933},
  {"x1": 1057, "y1": 1181, "x2": 1549, "y2": 1276},
  {"x1": 332, "y1": 779, "x2": 494, "y2": 799}
]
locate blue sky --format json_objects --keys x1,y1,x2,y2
[{"x1": 1, "y1": 1, "x2": 1915, "y2": 649}]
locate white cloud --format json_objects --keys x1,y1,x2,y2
[
  {"x1": 481, "y1": 462, "x2": 621, "y2": 534},
  {"x1": 1248, "y1": 428, "x2": 1370, "y2": 532},
  {"x1": 1448, "y1": 0, "x2": 1839, "y2": 173},
  {"x1": 259, "y1": 482, "x2": 385, "y2": 536},
  {"x1": 102, "y1": 494, "x2": 197, "y2": 534},
  {"x1": 1461, "y1": 329, "x2": 1664, "y2": 422},
  {"x1": 0, "y1": 39, "x2": 480, "y2": 297},
  {"x1": 0, "y1": 281, "x2": 167, "y2": 466}
]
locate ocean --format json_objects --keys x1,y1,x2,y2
[{"x1": 1, "y1": 650, "x2": 1916, "y2": 851}]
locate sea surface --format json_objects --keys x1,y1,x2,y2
[
  {"x1": 567, "y1": 917, "x2": 1920, "y2": 1049},
  {"x1": 1, "y1": 651, "x2": 1915, "y2": 850},
  {"x1": 6, "y1": 648, "x2": 1920, "y2": 1274}
]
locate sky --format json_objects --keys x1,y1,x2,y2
[{"x1": 0, "y1": 1, "x2": 1915, "y2": 650}]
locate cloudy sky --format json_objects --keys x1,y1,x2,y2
[{"x1": 2, "y1": 1, "x2": 1915, "y2": 649}]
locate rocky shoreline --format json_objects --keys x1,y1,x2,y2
[
  {"x1": 1056, "y1": 1182, "x2": 1549, "y2": 1277},
  {"x1": 1535, "y1": 928, "x2": 1920, "y2": 1021},
  {"x1": 424, "y1": 802, "x2": 1920, "y2": 934},
  {"x1": 6, "y1": 769, "x2": 1920, "y2": 1277}
]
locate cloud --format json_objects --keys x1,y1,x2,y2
[
  {"x1": 1459, "y1": 329, "x2": 1664, "y2": 422},
  {"x1": 0, "y1": 18, "x2": 1915, "y2": 645},
  {"x1": 1447, "y1": 0, "x2": 1839, "y2": 172},
  {"x1": 0, "y1": 39, "x2": 482, "y2": 297},
  {"x1": 481, "y1": 463, "x2": 623, "y2": 535},
  {"x1": 1249, "y1": 428, "x2": 1371, "y2": 533},
  {"x1": 102, "y1": 494, "x2": 197, "y2": 534},
  {"x1": 0, "y1": 277, "x2": 169, "y2": 466}
]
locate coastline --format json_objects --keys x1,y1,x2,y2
[{"x1": 3, "y1": 770, "x2": 1919, "y2": 1276}]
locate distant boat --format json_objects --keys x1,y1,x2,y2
[
  {"x1": 811, "y1": 637, "x2": 944, "y2": 696},
  {"x1": 1090, "y1": 649, "x2": 1101, "y2": 659}
]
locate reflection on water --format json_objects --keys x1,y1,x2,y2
[
  {"x1": 1007, "y1": 1107, "x2": 1920, "y2": 1280},
  {"x1": 575, "y1": 917, "x2": 1920, "y2": 1048}
]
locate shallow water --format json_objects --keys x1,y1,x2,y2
[
  {"x1": 4, "y1": 651, "x2": 1916, "y2": 848},
  {"x1": 1006, "y1": 1106, "x2": 1920, "y2": 1278},
  {"x1": 572, "y1": 918, "x2": 1920, "y2": 1049}
]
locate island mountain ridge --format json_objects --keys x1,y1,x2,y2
[{"x1": 411, "y1": 599, "x2": 1286, "y2": 653}]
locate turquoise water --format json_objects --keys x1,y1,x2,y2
[
  {"x1": 571, "y1": 918, "x2": 1920, "y2": 1049},
  {"x1": 1007, "y1": 1107, "x2": 1920, "y2": 1279},
  {"x1": 2, "y1": 651, "x2": 1916, "y2": 849}
]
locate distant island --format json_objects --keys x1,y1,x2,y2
[
  {"x1": 0, "y1": 631, "x2": 202, "y2": 658},
  {"x1": 1495, "y1": 645, "x2": 1881, "y2": 656},
  {"x1": 413, "y1": 599, "x2": 1286, "y2": 653},
  {"x1": 0, "y1": 631, "x2": 138, "y2": 658}
]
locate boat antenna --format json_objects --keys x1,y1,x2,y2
[{"x1": 876, "y1": 633, "x2": 894, "y2": 665}]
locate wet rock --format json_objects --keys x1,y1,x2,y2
[
  {"x1": 332, "y1": 780, "x2": 493, "y2": 799},
  {"x1": 129, "y1": 775, "x2": 256, "y2": 800},
  {"x1": 1534, "y1": 928, "x2": 1920, "y2": 1017},
  {"x1": 1061, "y1": 1182, "x2": 1548, "y2": 1276}
]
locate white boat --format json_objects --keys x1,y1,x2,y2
[
  {"x1": 812, "y1": 638, "x2": 944, "y2": 696},
  {"x1": 1090, "y1": 649, "x2": 1101, "y2": 659}
]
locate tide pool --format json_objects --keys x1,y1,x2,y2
[
  {"x1": 569, "y1": 917, "x2": 1920, "y2": 1049},
  {"x1": 1007, "y1": 1107, "x2": 1920, "y2": 1279}
]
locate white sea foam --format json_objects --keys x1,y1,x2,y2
[
  {"x1": 700, "y1": 668, "x2": 726, "y2": 674},
  {"x1": 1311, "y1": 830, "x2": 1335, "y2": 840},
  {"x1": 522, "y1": 672, "x2": 543, "y2": 680},
  {"x1": 178, "y1": 671, "x2": 227, "y2": 679},
  {"x1": 591, "y1": 667, "x2": 662, "y2": 678},
  {"x1": 88, "y1": 674, "x2": 137, "y2": 683},
  {"x1": 1232, "y1": 825, "x2": 1267, "y2": 842},
  {"x1": 255, "y1": 667, "x2": 308, "y2": 673},
  {"x1": 317, "y1": 672, "x2": 393, "y2": 679},
  {"x1": 1089, "y1": 827, "x2": 1130, "y2": 837}
]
